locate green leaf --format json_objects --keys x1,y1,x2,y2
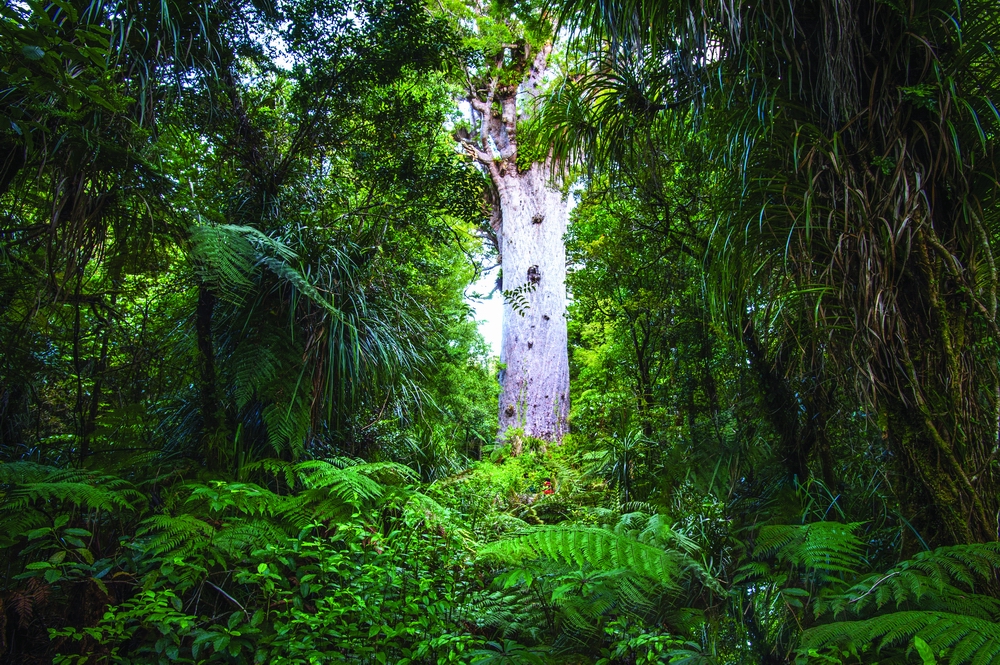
[
  {"x1": 913, "y1": 637, "x2": 936, "y2": 665},
  {"x1": 21, "y1": 45, "x2": 45, "y2": 60}
]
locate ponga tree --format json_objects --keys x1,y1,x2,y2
[{"x1": 449, "y1": 2, "x2": 570, "y2": 444}]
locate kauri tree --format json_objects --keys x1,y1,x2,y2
[{"x1": 449, "y1": 1, "x2": 571, "y2": 444}]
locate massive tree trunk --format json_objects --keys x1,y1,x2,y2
[
  {"x1": 462, "y1": 42, "x2": 571, "y2": 444},
  {"x1": 496, "y1": 162, "x2": 570, "y2": 442}
]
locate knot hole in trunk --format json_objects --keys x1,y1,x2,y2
[
  {"x1": 531, "y1": 213, "x2": 544, "y2": 224},
  {"x1": 527, "y1": 265, "x2": 540, "y2": 285}
]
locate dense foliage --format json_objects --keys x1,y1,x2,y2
[{"x1": 2, "y1": 0, "x2": 1000, "y2": 664}]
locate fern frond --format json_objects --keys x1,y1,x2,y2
[
  {"x1": 462, "y1": 587, "x2": 547, "y2": 641},
  {"x1": 185, "y1": 481, "x2": 300, "y2": 517},
  {"x1": 262, "y1": 397, "x2": 310, "y2": 457},
  {"x1": 189, "y1": 224, "x2": 258, "y2": 299},
  {"x1": 294, "y1": 462, "x2": 384, "y2": 506},
  {"x1": 801, "y1": 611, "x2": 1000, "y2": 665},
  {"x1": 214, "y1": 518, "x2": 292, "y2": 558},
  {"x1": 11, "y1": 481, "x2": 141, "y2": 513},
  {"x1": 136, "y1": 514, "x2": 215, "y2": 558},
  {"x1": 231, "y1": 341, "x2": 280, "y2": 410},
  {"x1": 0, "y1": 464, "x2": 142, "y2": 514},
  {"x1": 821, "y1": 543, "x2": 1000, "y2": 618},
  {"x1": 480, "y1": 527, "x2": 702, "y2": 589},
  {"x1": 0, "y1": 461, "x2": 61, "y2": 484},
  {"x1": 310, "y1": 458, "x2": 418, "y2": 483},
  {"x1": 756, "y1": 522, "x2": 865, "y2": 575},
  {"x1": 241, "y1": 458, "x2": 297, "y2": 489},
  {"x1": 614, "y1": 512, "x2": 699, "y2": 554}
]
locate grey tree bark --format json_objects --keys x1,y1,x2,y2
[{"x1": 461, "y1": 43, "x2": 570, "y2": 444}]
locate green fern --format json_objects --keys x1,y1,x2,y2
[
  {"x1": 184, "y1": 480, "x2": 300, "y2": 517},
  {"x1": 802, "y1": 543, "x2": 1000, "y2": 664},
  {"x1": 213, "y1": 518, "x2": 291, "y2": 556},
  {"x1": 463, "y1": 586, "x2": 548, "y2": 642},
  {"x1": 613, "y1": 511, "x2": 700, "y2": 554},
  {"x1": 0, "y1": 464, "x2": 143, "y2": 518},
  {"x1": 136, "y1": 514, "x2": 215, "y2": 558},
  {"x1": 479, "y1": 527, "x2": 701, "y2": 590},
  {"x1": 755, "y1": 522, "x2": 866, "y2": 575},
  {"x1": 189, "y1": 223, "x2": 297, "y2": 301},
  {"x1": 801, "y1": 611, "x2": 1000, "y2": 665},
  {"x1": 820, "y1": 543, "x2": 1000, "y2": 619}
]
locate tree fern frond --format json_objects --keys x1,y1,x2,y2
[
  {"x1": 293, "y1": 461, "x2": 384, "y2": 505},
  {"x1": 184, "y1": 480, "x2": 306, "y2": 518},
  {"x1": 822, "y1": 543, "x2": 1000, "y2": 617},
  {"x1": 0, "y1": 461, "x2": 61, "y2": 484},
  {"x1": 241, "y1": 458, "x2": 297, "y2": 489},
  {"x1": 614, "y1": 512, "x2": 699, "y2": 554},
  {"x1": 136, "y1": 514, "x2": 215, "y2": 558},
  {"x1": 462, "y1": 587, "x2": 547, "y2": 641},
  {"x1": 10, "y1": 481, "x2": 141, "y2": 513},
  {"x1": 231, "y1": 340, "x2": 280, "y2": 410},
  {"x1": 214, "y1": 518, "x2": 291, "y2": 558},
  {"x1": 480, "y1": 527, "x2": 704, "y2": 589},
  {"x1": 262, "y1": 397, "x2": 311, "y2": 458},
  {"x1": 0, "y1": 464, "x2": 142, "y2": 511},
  {"x1": 801, "y1": 611, "x2": 1000, "y2": 664},
  {"x1": 189, "y1": 223, "x2": 259, "y2": 300},
  {"x1": 756, "y1": 522, "x2": 865, "y2": 575}
]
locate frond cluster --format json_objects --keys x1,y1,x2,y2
[
  {"x1": 134, "y1": 459, "x2": 419, "y2": 563},
  {"x1": 0, "y1": 463, "x2": 144, "y2": 545},
  {"x1": 802, "y1": 543, "x2": 1000, "y2": 664}
]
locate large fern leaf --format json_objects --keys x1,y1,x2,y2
[
  {"x1": 755, "y1": 522, "x2": 866, "y2": 575},
  {"x1": 801, "y1": 611, "x2": 1000, "y2": 665},
  {"x1": 479, "y1": 527, "x2": 699, "y2": 589}
]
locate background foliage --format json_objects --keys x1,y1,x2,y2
[{"x1": 3, "y1": 0, "x2": 1000, "y2": 663}]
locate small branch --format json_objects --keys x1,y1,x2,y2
[
  {"x1": 459, "y1": 139, "x2": 494, "y2": 165},
  {"x1": 468, "y1": 95, "x2": 490, "y2": 116},
  {"x1": 850, "y1": 572, "x2": 900, "y2": 603},
  {"x1": 206, "y1": 581, "x2": 249, "y2": 618}
]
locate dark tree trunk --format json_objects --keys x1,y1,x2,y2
[{"x1": 196, "y1": 284, "x2": 219, "y2": 453}]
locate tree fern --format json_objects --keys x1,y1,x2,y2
[
  {"x1": 213, "y1": 518, "x2": 291, "y2": 557},
  {"x1": 612, "y1": 511, "x2": 700, "y2": 554},
  {"x1": 241, "y1": 458, "x2": 418, "y2": 520},
  {"x1": 189, "y1": 223, "x2": 297, "y2": 303},
  {"x1": 463, "y1": 587, "x2": 548, "y2": 642},
  {"x1": 184, "y1": 480, "x2": 300, "y2": 517}
]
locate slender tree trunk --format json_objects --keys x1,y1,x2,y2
[
  {"x1": 496, "y1": 162, "x2": 570, "y2": 441},
  {"x1": 196, "y1": 283, "x2": 219, "y2": 456}
]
